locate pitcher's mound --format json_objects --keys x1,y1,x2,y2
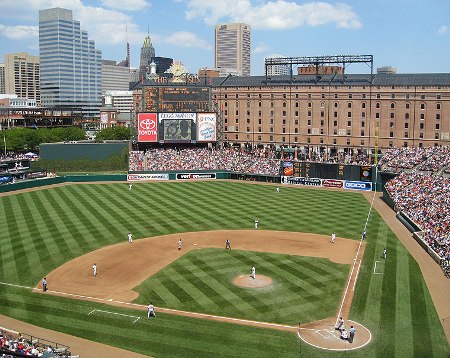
[{"x1": 233, "y1": 274, "x2": 273, "y2": 288}]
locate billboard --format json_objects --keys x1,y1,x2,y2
[
  {"x1": 282, "y1": 162, "x2": 294, "y2": 176},
  {"x1": 127, "y1": 173, "x2": 169, "y2": 181},
  {"x1": 197, "y1": 113, "x2": 217, "y2": 142},
  {"x1": 138, "y1": 113, "x2": 158, "y2": 142}
]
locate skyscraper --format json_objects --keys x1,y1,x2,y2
[
  {"x1": 0, "y1": 64, "x2": 5, "y2": 94},
  {"x1": 4, "y1": 52, "x2": 40, "y2": 104},
  {"x1": 215, "y1": 23, "x2": 251, "y2": 76},
  {"x1": 264, "y1": 54, "x2": 290, "y2": 76},
  {"x1": 139, "y1": 35, "x2": 155, "y2": 80},
  {"x1": 39, "y1": 8, "x2": 102, "y2": 117}
]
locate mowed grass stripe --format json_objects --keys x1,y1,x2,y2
[{"x1": 2, "y1": 196, "x2": 32, "y2": 282}]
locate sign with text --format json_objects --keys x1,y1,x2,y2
[
  {"x1": 138, "y1": 113, "x2": 158, "y2": 142},
  {"x1": 197, "y1": 113, "x2": 217, "y2": 142},
  {"x1": 176, "y1": 173, "x2": 216, "y2": 180},
  {"x1": 127, "y1": 173, "x2": 169, "y2": 181}
]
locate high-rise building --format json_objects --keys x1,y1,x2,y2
[
  {"x1": 102, "y1": 60, "x2": 130, "y2": 94},
  {"x1": 215, "y1": 23, "x2": 251, "y2": 76},
  {"x1": 0, "y1": 64, "x2": 5, "y2": 94},
  {"x1": 264, "y1": 55, "x2": 290, "y2": 76},
  {"x1": 139, "y1": 35, "x2": 155, "y2": 80},
  {"x1": 4, "y1": 52, "x2": 40, "y2": 104},
  {"x1": 39, "y1": 8, "x2": 102, "y2": 118}
]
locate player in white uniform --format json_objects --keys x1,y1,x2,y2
[
  {"x1": 254, "y1": 220, "x2": 259, "y2": 229},
  {"x1": 225, "y1": 239, "x2": 231, "y2": 250},
  {"x1": 276, "y1": 187, "x2": 280, "y2": 193},
  {"x1": 147, "y1": 303, "x2": 156, "y2": 318},
  {"x1": 178, "y1": 239, "x2": 182, "y2": 251},
  {"x1": 331, "y1": 233, "x2": 336, "y2": 243},
  {"x1": 128, "y1": 183, "x2": 132, "y2": 190},
  {"x1": 251, "y1": 266, "x2": 256, "y2": 279},
  {"x1": 128, "y1": 232, "x2": 133, "y2": 243},
  {"x1": 92, "y1": 263, "x2": 97, "y2": 277}
]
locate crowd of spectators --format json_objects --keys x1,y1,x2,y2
[
  {"x1": 378, "y1": 145, "x2": 450, "y2": 173},
  {"x1": 129, "y1": 147, "x2": 281, "y2": 176},
  {"x1": 0, "y1": 152, "x2": 39, "y2": 163},
  {"x1": 0, "y1": 329, "x2": 74, "y2": 357},
  {"x1": 385, "y1": 170, "x2": 450, "y2": 263}
]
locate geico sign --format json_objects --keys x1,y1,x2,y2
[{"x1": 345, "y1": 181, "x2": 371, "y2": 190}]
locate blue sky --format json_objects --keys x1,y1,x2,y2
[{"x1": 0, "y1": 0, "x2": 449, "y2": 76}]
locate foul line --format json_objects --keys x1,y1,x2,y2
[
  {"x1": 88, "y1": 309, "x2": 140, "y2": 323},
  {"x1": 335, "y1": 190, "x2": 376, "y2": 327},
  {"x1": 0, "y1": 281, "x2": 296, "y2": 331}
]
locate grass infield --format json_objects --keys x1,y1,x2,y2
[
  {"x1": 0, "y1": 181, "x2": 449, "y2": 357},
  {"x1": 134, "y1": 248, "x2": 349, "y2": 325}
]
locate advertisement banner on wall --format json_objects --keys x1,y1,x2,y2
[
  {"x1": 322, "y1": 179, "x2": 344, "y2": 188},
  {"x1": 137, "y1": 113, "x2": 158, "y2": 142},
  {"x1": 281, "y1": 176, "x2": 322, "y2": 186},
  {"x1": 176, "y1": 173, "x2": 216, "y2": 180},
  {"x1": 344, "y1": 181, "x2": 372, "y2": 191},
  {"x1": 127, "y1": 173, "x2": 169, "y2": 181},
  {"x1": 282, "y1": 162, "x2": 294, "y2": 176},
  {"x1": 197, "y1": 113, "x2": 217, "y2": 142}
]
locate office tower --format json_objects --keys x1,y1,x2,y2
[
  {"x1": 215, "y1": 23, "x2": 251, "y2": 76},
  {"x1": 39, "y1": 8, "x2": 102, "y2": 117},
  {"x1": 139, "y1": 34, "x2": 155, "y2": 79},
  {"x1": 102, "y1": 60, "x2": 131, "y2": 94},
  {"x1": 264, "y1": 54, "x2": 290, "y2": 76},
  {"x1": 4, "y1": 52, "x2": 40, "y2": 104},
  {"x1": 0, "y1": 64, "x2": 5, "y2": 94}
]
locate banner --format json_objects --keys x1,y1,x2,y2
[
  {"x1": 322, "y1": 179, "x2": 344, "y2": 188},
  {"x1": 137, "y1": 113, "x2": 158, "y2": 142},
  {"x1": 0, "y1": 175, "x2": 12, "y2": 184},
  {"x1": 282, "y1": 162, "x2": 294, "y2": 176},
  {"x1": 26, "y1": 171, "x2": 47, "y2": 179},
  {"x1": 197, "y1": 113, "x2": 217, "y2": 142},
  {"x1": 127, "y1": 173, "x2": 169, "y2": 181},
  {"x1": 281, "y1": 176, "x2": 321, "y2": 186},
  {"x1": 344, "y1": 181, "x2": 372, "y2": 191},
  {"x1": 176, "y1": 173, "x2": 216, "y2": 180}
]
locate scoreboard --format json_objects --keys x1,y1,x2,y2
[
  {"x1": 286, "y1": 161, "x2": 373, "y2": 181},
  {"x1": 143, "y1": 86, "x2": 210, "y2": 113}
]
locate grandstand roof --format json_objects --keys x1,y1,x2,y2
[{"x1": 210, "y1": 73, "x2": 450, "y2": 87}]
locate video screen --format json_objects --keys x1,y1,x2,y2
[{"x1": 163, "y1": 119, "x2": 192, "y2": 141}]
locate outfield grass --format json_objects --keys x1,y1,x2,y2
[
  {"x1": 0, "y1": 181, "x2": 448, "y2": 357},
  {"x1": 134, "y1": 248, "x2": 349, "y2": 325}
]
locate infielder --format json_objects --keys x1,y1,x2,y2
[
  {"x1": 128, "y1": 232, "x2": 133, "y2": 243},
  {"x1": 251, "y1": 266, "x2": 256, "y2": 279},
  {"x1": 225, "y1": 239, "x2": 231, "y2": 250},
  {"x1": 331, "y1": 233, "x2": 336, "y2": 243},
  {"x1": 42, "y1": 277, "x2": 48, "y2": 292},
  {"x1": 147, "y1": 303, "x2": 156, "y2": 318},
  {"x1": 178, "y1": 239, "x2": 182, "y2": 251},
  {"x1": 255, "y1": 220, "x2": 259, "y2": 229},
  {"x1": 92, "y1": 263, "x2": 97, "y2": 277},
  {"x1": 362, "y1": 229, "x2": 367, "y2": 240}
]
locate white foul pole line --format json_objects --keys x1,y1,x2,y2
[{"x1": 334, "y1": 190, "x2": 376, "y2": 327}]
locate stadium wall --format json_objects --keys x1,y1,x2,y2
[{"x1": 40, "y1": 142, "x2": 129, "y2": 160}]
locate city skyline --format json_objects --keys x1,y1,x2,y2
[{"x1": 0, "y1": 0, "x2": 449, "y2": 75}]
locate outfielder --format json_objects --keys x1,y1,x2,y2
[
  {"x1": 129, "y1": 184, "x2": 132, "y2": 190},
  {"x1": 147, "y1": 303, "x2": 156, "y2": 318}
]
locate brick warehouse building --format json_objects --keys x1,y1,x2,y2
[{"x1": 133, "y1": 72, "x2": 450, "y2": 153}]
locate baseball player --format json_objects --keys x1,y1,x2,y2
[
  {"x1": 128, "y1": 232, "x2": 133, "y2": 243},
  {"x1": 276, "y1": 187, "x2": 280, "y2": 193},
  {"x1": 225, "y1": 239, "x2": 231, "y2": 250},
  {"x1": 128, "y1": 183, "x2": 132, "y2": 190},
  {"x1": 92, "y1": 263, "x2": 97, "y2": 277},
  {"x1": 331, "y1": 233, "x2": 336, "y2": 243},
  {"x1": 251, "y1": 266, "x2": 256, "y2": 279},
  {"x1": 383, "y1": 247, "x2": 387, "y2": 259},
  {"x1": 42, "y1": 277, "x2": 48, "y2": 292},
  {"x1": 147, "y1": 303, "x2": 156, "y2": 318},
  {"x1": 362, "y1": 229, "x2": 367, "y2": 240},
  {"x1": 254, "y1": 219, "x2": 259, "y2": 229},
  {"x1": 178, "y1": 239, "x2": 182, "y2": 251}
]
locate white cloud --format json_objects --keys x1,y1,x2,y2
[
  {"x1": 0, "y1": 24, "x2": 38, "y2": 39},
  {"x1": 253, "y1": 42, "x2": 269, "y2": 53},
  {"x1": 185, "y1": 0, "x2": 361, "y2": 30},
  {"x1": 101, "y1": 0, "x2": 151, "y2": 11},
  {"x1": 438, "y1": 25, "x2": 448, "y2": 35},
  {"x1": 164, "y1": 31, "x2": 212, "y2": 49}
]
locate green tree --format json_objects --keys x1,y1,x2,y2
[{"x1": 95, "y1": 126, "x2": 130, "y2": 141}]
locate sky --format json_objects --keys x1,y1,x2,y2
[{"x1": 0, "y1": 0, "x2": 449, "y2": 76}]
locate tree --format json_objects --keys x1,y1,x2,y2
[{"x1": 95, "y1": 127, "x2": 130, "y2": 141}]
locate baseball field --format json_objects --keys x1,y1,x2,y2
[{"x1": 0, "y1": 180, "x2": 448, "y2": 357}]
